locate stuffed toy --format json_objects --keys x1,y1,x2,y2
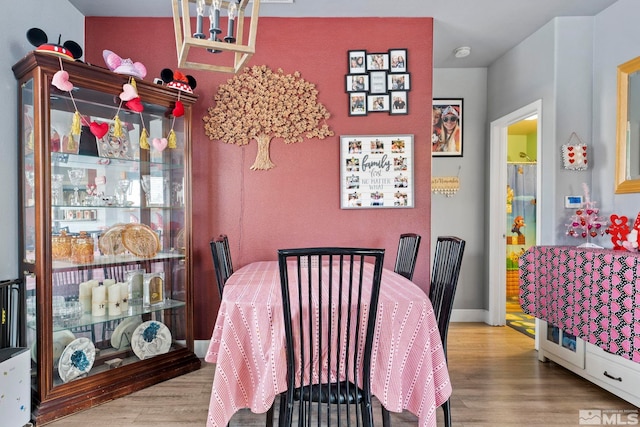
[
  {"x1": 103, "y1": 50, "x2": 147, "y2": 79},
  {"x1": 27, "y1": 27, "x2": 82, "y2": 61}
]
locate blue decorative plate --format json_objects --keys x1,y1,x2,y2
[
  {"x1": 58, "y1": 337, "x2": 96, "y2": 383},
  {"x1": 131, "y1": 321, "x2": 172, "y2": 360}
]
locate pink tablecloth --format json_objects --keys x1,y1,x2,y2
[{"x1": 205, "y1": 261, "x2": 451, "y2": 427}]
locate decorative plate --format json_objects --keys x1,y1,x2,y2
[
  {"x1": 58, "y1": 337, "x2": 96, "y2": 383},
  {"x1": 131, "y1": 320, "x2": 172, "y2": 360},
  {"x1": 121, "y1": 224, "x2": 160, "y2": 258},
  {"x1": 97, "y1": 125, "x2": 136, "y2": 159},
  {"x1": 31, "y1": 329, "x2": 76, "y2": 363},
  {"x1": 110, "y1": 315, "x2": 143, "y2": 350},
  {"x1": 98, "y1": 223, "x2": 128, "y2": 255}
]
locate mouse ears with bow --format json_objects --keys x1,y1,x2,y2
[
  {"x1": 160, "y1": 69, "x2": 197, "y2": 94},
  {"x1": 27, "y1": 27, "x2": 83, "y2": 61}
]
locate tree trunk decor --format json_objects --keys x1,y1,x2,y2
[{"x1": 203, "y1": 65, "x2": 334, "y2": 170}]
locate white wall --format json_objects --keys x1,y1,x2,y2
[
  {"x1": 592, "y1": 0, "x2": 640, "y2": 216},
  {"x1": 486, "y1": 17, "x2": 597, "y2": 248},
  {"x1": 432, "y1": 68, "x2": 487, "y2": 310},
  {"x1": 0, "y1": 1, "x2": 84, "y2": 280}
]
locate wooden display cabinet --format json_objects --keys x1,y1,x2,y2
[{"x1": 13, "y1": 52, "x2": 200, "y2": 425}]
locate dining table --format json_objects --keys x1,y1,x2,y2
[{"x1": 205, "y1": 260, "x2": 452, "y2": 427}]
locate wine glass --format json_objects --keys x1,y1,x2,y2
[
  {"x1": 67, "y1": 168, "x2": 85, "y2": 206},
  {"x1": 140, "y1": 175, "x2": 151, "y2": 206},
  {"x1": 51, "y1": 174, "x2": 64, "y2": 205},
  {"x1": 116, "y1": 179, "x2": 131, "y2": 206}
]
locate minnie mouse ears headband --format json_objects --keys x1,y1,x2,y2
[
  {"x1": 27, "y1": 28, "x2": 83, "y2": 61},
  {"x1": 160, "y1": 69, "x2": 197, "y2": 94}
]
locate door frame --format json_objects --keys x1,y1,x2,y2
[{"x1": 488, "y1": 99, "x2": 542, "y2": 326}]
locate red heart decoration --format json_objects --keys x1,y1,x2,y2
[
  {"x1": 569, "y1": 159, "x2": 575, "y2": 163},
  {"x1": 172, "y1": 100, "x2": 184, "y2": 117},
  {"x1": 590, "y1": 231, "x2": 597, "y2": 238},
  {"x1": 576, "y1": 210, "x2": 583, "y2": 215},
  {"x1": 119, "y1": 83, "x2": 138, "y2": 101},
  {"x1": 126, "y1": 97, "x2": 144, "y2": 113},
  {"x1": 568, "y1": 152, "x2": 575, "y2": 157},
  {"x1": 90, "y1": 122, "x2": 109, "y2": 138},
  {"x1": 567, "y1": 146, "x2": 574, "y2": 151}
]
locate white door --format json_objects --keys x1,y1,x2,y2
[{"x1": 488, "y1": 100, "x2": 542, "y2": 329}]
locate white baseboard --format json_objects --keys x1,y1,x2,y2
[{"x1": 449, "y1": 309, "x2": 488, "y2": 323}]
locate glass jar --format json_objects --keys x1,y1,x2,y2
[
  {"x1": 52, "y1": 230, "x2": 72, "y2": 260},
  {"x1": 71, "y1": 231, "x2": 94, "y2": 264}
]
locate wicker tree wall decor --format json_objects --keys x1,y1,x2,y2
[{"x1": 203, "y1": 65, "x2": 334, "y2": 170}]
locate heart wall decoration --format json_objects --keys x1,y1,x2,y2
[{"x1": 561, "y1": 132, "x2": 588, "y2": 170}]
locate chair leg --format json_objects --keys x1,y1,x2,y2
[
  {"x1": 266, "y1": 403, "x2": 275, "y2": 427},
  {"x1": 381, "y1": 406, "x2": 391, "y2": 427},
  {"x1": 442, "y1": 399, "x2": 452, "y2": 427}
]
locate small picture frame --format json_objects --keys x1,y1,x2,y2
[
  {"x1": 346, "y1": 74, "x2": 369, "y2": 92},
  {"x1": 390, "y1": 91, "x2": 408, "y2": 115},
  {"x1": 388, "y1": 73, "x2": 410, "y2": 90},
  {"x1": 125, "y1": 269, "x2": 146, "y2": 306},
  {"x1": 389, "y1": 49, "x2": 407, "y2": 73},
  {"x1": 366, "y1": 53, "x2": 389, "y2": 71},
  {"x1": 432, "y1": 98, "x2": 464, "y2": 157},
  {"x1": 348, "y1": 50, "x2": 366, "y2": 74},
  {"x1": 367, "y1": 94, "x2": 390, "y2": 112},
  {"x1": 143, "y1": 272, "x2": 165, "y2": 307},
  {"x1": 348, "y1": 93, "x2": 367, "y2": 116},
  {"x1": 369, "y1": 71, "x2": 387, "y2": 94}
]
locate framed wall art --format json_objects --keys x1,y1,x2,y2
[
  {"x1": 432, "y1": 98, "x2": 463, "y2": 157},
  {"x1": 340, "y1": 134, "x2": 414, "y2": 209},
  {"x1": 345, "y1": 48, "x2": 410, "y2": 116}
]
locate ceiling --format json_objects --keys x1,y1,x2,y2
[{"x1": 67, "y1": 0, "x2": 617, "y2": 68}]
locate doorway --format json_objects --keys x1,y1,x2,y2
[{"x1": 488, "y1": 100, "x2": 541, "y2": 343}]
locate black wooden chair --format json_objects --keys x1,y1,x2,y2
[
  {"x1": 209, "y1": 234, "x2": 234, "y2": 298},
  {"x1": 393, "y1": 233, "x2": 421, "y2": 280},
  {"x1": 276, "y1": 247, "x2": 385, "y2": 427},
  {"x1": 382, "y1": 235, "x2": 465, "y2": 427}
]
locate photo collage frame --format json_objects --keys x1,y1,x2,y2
[
  {"x1": 346, "y1": 49, "x2": 409, "y2": 116},
  {"x1": 340, "y1": 134, "x2": 414, "y2": 209}
]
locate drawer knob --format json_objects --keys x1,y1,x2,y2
[{"x1": 603, "y1": 371, "x2": 622, "y2": 382}]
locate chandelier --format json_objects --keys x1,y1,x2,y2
[{"x1": 171, "y1": 0, "x2": 260, "y2": 73}]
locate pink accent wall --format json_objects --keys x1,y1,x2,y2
[{"x1": 85, "y1": 17, "x2": 433, "y2": 338}]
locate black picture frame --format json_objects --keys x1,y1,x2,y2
[
  {"x1": 390, "y1": 91, "x2": 408, "y2": 115},
  {"x1": 432, "y1": 98, "x2": 464, "y2": 157},
  {"x1": 345, "y1": 49, "x2": 410, "y2": 117},
  {"x1": 367, "y1": 94, "x2": 390, "y2": 112},
  {"x1": 369, "y1": 71, "x2": 387, "y2": 94},
  {"x1": 346, "y1": 74, "x2": 369, "y2": 92},
  {"x1": 388, "y1": 73, "x2": 410, "y2": 90},
  {"x1": 389, "y1": 49, "x2": 407, "y2": 73},
  {"x1": 348, "y1": 92, "x2": 367, "y2": 116},
  {"x1": 366, "y1": 53, "x2": 389, "y2": 71},
  {"x1": 348, "y1": 50, "x2": 367, "y2": 74}
]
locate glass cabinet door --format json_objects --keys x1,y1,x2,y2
[{"x1": 15, "y1": 52, "x2": 197, "y2": 422}]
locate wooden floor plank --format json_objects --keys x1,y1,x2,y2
[{"x1": 42, "y1": 323, "x2": 637, "y2": 426}]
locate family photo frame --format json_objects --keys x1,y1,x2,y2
[
  {"x1": 432, "y1": 98, "x2": 463, "y2": 157},
  {"x1": 346, "y1": 48, "x2": 410, "y2": 116},
  {"x1": 340, "y1": 134, "x2": 414, "y2": 209}
]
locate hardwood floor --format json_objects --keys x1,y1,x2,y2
[{"x1": 43, "y1": 323, "x2": 637, "y2": 426}]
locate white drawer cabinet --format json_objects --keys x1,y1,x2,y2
[{"x1": 585, "y1": 343, "x2": 640, "y2": 407}]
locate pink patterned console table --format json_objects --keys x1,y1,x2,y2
[{"x1": 519, "y1": 246, "x2": 640, "y2": 363}]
